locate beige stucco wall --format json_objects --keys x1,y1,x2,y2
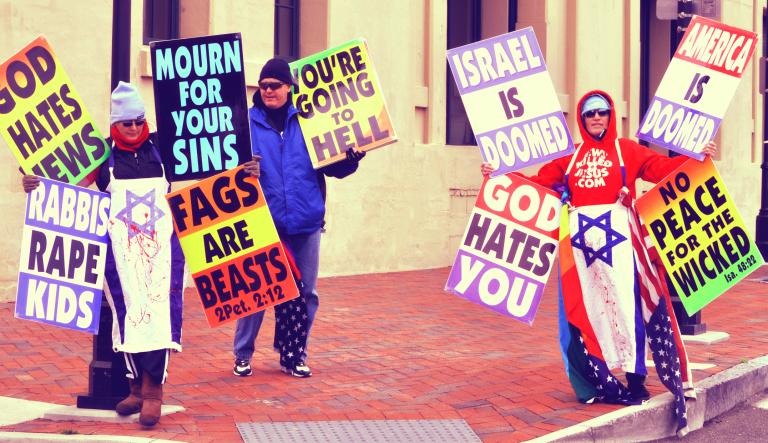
[{"x1": 0, "y1": 0, "x2": 764, "y2": 301}]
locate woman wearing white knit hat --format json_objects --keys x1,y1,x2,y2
[{"x1": 23, "y1": 81, "x2": 184, "y2": 427}]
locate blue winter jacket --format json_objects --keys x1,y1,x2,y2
[{"x1": 249, "y1": 104, "x2": 359, "y2": 235}]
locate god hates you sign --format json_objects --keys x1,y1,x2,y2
[
  {"x1": 290, "y1": 39, "x2": 397, "y2": 169},
  {"x1": 0, "y1": 36, "x2": 110, "y2": 184},
  {"x1": 16, "y1": 178, "x2": 109, "y2": 333},
  {"x1": 637, "y1": 16, "x2": 756, "y2": 159},
  {"x1": 447, "y1": 28, "x2": 574, "y2": 176},
  {"x1": 445, "y1": 174, "x2": 562, "y2": 325},
  {"x1": 636, "y1": 157, "x2": 763, "y2": 315},
  {"x1": 166, "y1": 166, "x2": 300, "y2": 327},
  {"x1": 151, "y1": 33, "x2": 251, "y2": 181}
]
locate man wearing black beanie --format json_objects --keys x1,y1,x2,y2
[{"x1": 233, "y1": 58, "x2": 365, "y2": 378}]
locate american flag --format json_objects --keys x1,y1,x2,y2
[
  {"x1": 629, "y1": 206, "x2": 687, "y2": 430},
  {"x1": 557, "y1": 205, "x2": 689, "y2": 431}
]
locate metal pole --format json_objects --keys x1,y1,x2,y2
[
  {"x1": 76, "y1": 0, "x2": 131, "y2": 409},
  {"x1": 668, "y1": 0, "x2": 707, "y2": 335},
  {"x1": 756, "y1": 5, "x2": 768, "y2": 261}
]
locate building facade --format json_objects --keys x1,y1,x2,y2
[{"x1": 0, "y1": 0, "x2": 764, "y2": 301}]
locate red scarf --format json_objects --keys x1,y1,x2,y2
[{"x1": 110, "y1": 124, "x2": 149, "y2": 153}]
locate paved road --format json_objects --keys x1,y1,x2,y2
[{"x1": 655, "y1": 390, "x2": 768, "y2": 442}]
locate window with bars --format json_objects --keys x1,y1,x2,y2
[
  {"x1": 143, "y1": 0, "x2": 179, "y2": 45},
  {"x1": 446, "y1": 0, "x2": 517, "y2": 146},
  {"x1": 275, "y1": 0, "x2": 300, "y2": 60}
]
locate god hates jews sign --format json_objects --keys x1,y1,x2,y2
[
  {"x1": 16, "y1": 178, "x2": 110, "y2": 333},
  {"x1": 151, "y1": 33, "x2": 251, "y2": 181},
  {"x1": 445, "y1": 174, "x2": 562, "y2": 325},
  {"x1": 637, "y1": 16, "x2": 756, "y2": 159},
  {"x1": 0, "y1": 36, "x2": 110, "y2": 184},
  {"x1": 290, "y1": 39, "x2": 397, "y2": 169},
  {"x1": 166, "y1": 166, "x2": 300, "y2": 327},
  {"x1": 447, "y1": 28, "x2": 574, "y2": 176},
  {"x1": 636, "y1": 157, "x2": 763, "y2": 315}
]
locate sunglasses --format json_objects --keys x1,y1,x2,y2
[
  {"x1": 259, "y1": 81, "x2": 286, "y2": 91},
  {"x1": 583, "y1": 109, "x2": 610, "y2": 118},
  {"x1": 120, "y1": 119, "x2": 146, "y2": 128}
]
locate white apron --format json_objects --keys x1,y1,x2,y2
[{"x1": 104, "y1": 148, "x2": 182, "y2": 353}]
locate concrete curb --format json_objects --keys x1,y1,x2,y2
[
  {"x1": 42, "y1": 405, "x2": 185, "y2": 424},
  {"x1": 0, "y1": 433, "x2": 182, "y2": 442},
  {"x1": 527, "y1": 355, "x2": 768, "y2": 442}
]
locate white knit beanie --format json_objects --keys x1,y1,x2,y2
[{"x1": 110, "y1": 81, "x2": 145, "y2": 125}]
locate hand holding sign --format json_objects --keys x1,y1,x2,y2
[
  {"x1": 243, "y1": 155, "x2": 261, "y2": 178},
  {"x1": 22, "y1": 174, "x2": 41, "y2": 193}
]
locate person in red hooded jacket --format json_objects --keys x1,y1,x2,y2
[{"x1": 482, "y1": 90, "x2": 715, "y2": 421}]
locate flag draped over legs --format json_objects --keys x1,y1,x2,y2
[{"x1": 556, "y1": 201, "x2": 692, "y2": 431}]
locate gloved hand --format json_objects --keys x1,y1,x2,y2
[
  {"x1": 244, "y1": 154, "x2": 261, "y2": 178},
  {"x1": 22, "y1": 175, "x2": 40, "y2": 193},
  {"x1": 618, "y1": 186, "x2": 631, "y2": 207},
  {"x1": 346, "y1": 149, "x2": 366, "y2": 162},
  {"x1": 480, "y1": 162, "x2": 494, "y2": 177}
]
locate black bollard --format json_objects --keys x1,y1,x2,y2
[
  {"x1": 76, "y1": 295, "x2": 129, "y2": 409},
  {"x1": 76, "y1": 0, "x2": 132, "y2": 409}
]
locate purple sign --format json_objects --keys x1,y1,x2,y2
[
  {"x1": 447, "y1": 28, "x2": 574, "y2": 175},
  {"x1": 446, "y1": 251, "x2": 545, "y2": 324},
  {"x1": 15, "y1": 178, "x2": 110, "y2": 333}
]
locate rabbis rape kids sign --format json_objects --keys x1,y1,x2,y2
[
  {"x1": 16, "y1": 178, "x2": 110, "y2": 333},
  {"x1": 151, "y1": 33, "x2": 251, "y2": 181},
  {"x1": 637, "y1": 16, "x2": 756, "y2": 159},
  {"x1": 166, "y1": 166, "x2": 300, "y2": 327},
  {"x1": 445, "y1": 174, "x2": 561, "y2": 324},
  {"x1": 0, "y1": 36, "x2": 110, "y2": 184},
  {"x1": 290, "y1": 39, "x2": 397, "y2": 168},
  {"x1": 447, "y1": 28, "x2": 574, "y2": 176}
]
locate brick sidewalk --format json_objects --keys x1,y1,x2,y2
[{"x1": 1, "y1": 266, "x2": 766, "y2": 442}]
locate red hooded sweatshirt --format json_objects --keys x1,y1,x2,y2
[{"x1": 526, "y1": 90, "x2": 686, "y2": 207}]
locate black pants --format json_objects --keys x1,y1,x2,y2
[{"x1": 124, "y1": 349, "x2": 170, "y2": 385}]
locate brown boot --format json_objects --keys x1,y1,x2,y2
[
  {"x1": 115, "y1": 378, "x2": 142, "y2": 416},
  {"x1": 138, "y1": 373, "x2": 163, "y2": 427}
]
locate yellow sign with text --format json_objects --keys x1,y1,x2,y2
[{"x1": 0, "y1": 36, "x2": 109, "y2": 184}]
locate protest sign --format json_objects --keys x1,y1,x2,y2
[
  {"x1": 637, "y1": 16, "x2": 756, "y2": 159},
  {"x1": 151, "y1": 33, "x2": 251, "y2": 181},
  {"x1": 446, "y1": 28, "x2": 574, "y2": 176},
  {"x1": 16, "y1": 178, "x2": 110, "y2": 333},
  {"x1": 636, "y1": 157, "x2": 764, "y2": 315},
  {"x1": 445, "y1": 174, "x2": 562, "y2": 325},
  {"x1": 0, "y1": 36, "x2": 110, "y2": 184},
  {"x1": 166, "y1": 165, "x2": 299, "y2": 327},
  {"x1": 290, "y1": 39, "x2": 397, "y2": 168}
]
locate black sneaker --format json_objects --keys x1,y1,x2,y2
[
  {"x1": 281, "y1": 361, "x2": 312, "y2": 378},
  {"x1": 629, "y1": 384, "x2": 651, "y2": 401},
  {"x1": 233, "y1": 359, "x2": 252, "y2": 377}
]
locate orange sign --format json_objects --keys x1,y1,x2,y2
[{"x1": 166, "y1": 166, "x2": 299, "y2": 327}]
